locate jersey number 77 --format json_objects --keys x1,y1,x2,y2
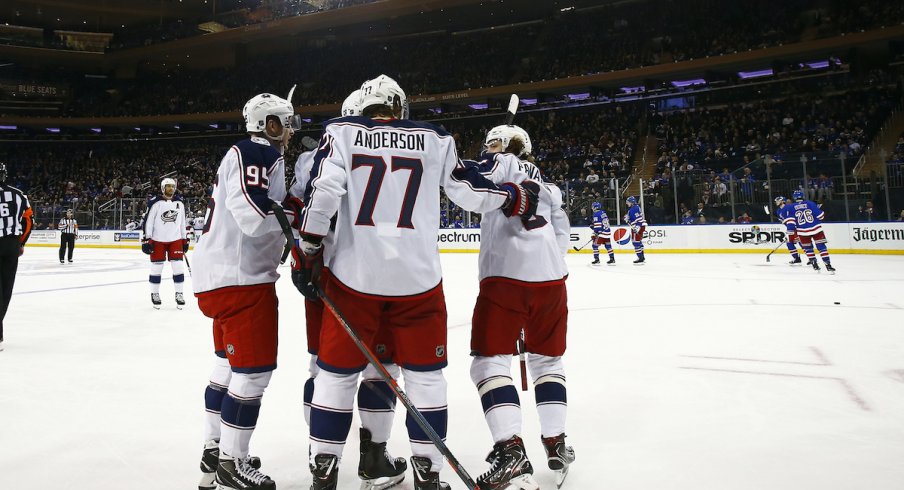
[{"x1": 353, "y1": 154, "x2": 423, "y2": 229}]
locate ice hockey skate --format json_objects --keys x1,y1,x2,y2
[
  {"x1": 633, "y1": 256, "x2": 645, "y2": 265},
  {"x1": 410, "y1": 456, "x2": 450, "y2": 490},
  {"x1": 542, "y1": 434, "x2": 575, "y2": 489},
  {"x1": 590, "y1": 258, "x2": 600, "y2": 266},
  {"x1": 606, "y1": 257, "x2": 616, "y2": 265},
  {"x1": 199, "y1": 440, "x2": 261, "y2": 490},
  {"x1": 808, "y1": 258, "x2": 821, "y2": 272},
  {"x1": 825, "y1": 262, "x2": 836, "y2": 274},
  {"x1": 176, "y1": 292, "x2": 186, "y2": 309},
  {"x1": 358, "y1": 428, "x2": 406, "y2": 490},
  {"x1": 476, "y1": 435, "x2": 538, "y2": 490},
  {"x1": 151, "y1": 293, "x2": 161, "y2": 309},
  {"x1": 310, "y1": 453, "x2": 339, "y2": 490},
  {"x1": 215, "y1": 454, "x2": 274, "y2": 490},
  {"x1": 788, "y1": 256, "x2": 802, "y2": 266}
]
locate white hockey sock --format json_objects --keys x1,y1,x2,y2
[
  {"x1": 403, "y1": 368, "x2": 448, "y2": 472},
  {"x1": 471, "y1": 355, "x2": 521, "y2": 443},
  {"x1": 303, "y1": 356, "x2": 319, "y2": 427},
  {"x1": 528, "y1": 354, "x2": 567, "y2": 437},
  {"x1": 309, "y1": 369, "x2": 358, "y2": 461},
  {"x1": 149, "y1": 261, "x2": 164, "y2": 294},
  {"x1": 170, "y1": 260, "x2": 185, "y2": 293},
  {"x1": 219, "y1": 371, "x2": 272, "y2": 459},
  {"x1": 358, "y1": 363, "x2": 400, "y2": 443},
  {"x1": 203, "y1": 356, "x2": 232, "y2": 442}
]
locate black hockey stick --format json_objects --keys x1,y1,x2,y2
[
  {"x1": 765, "y1": 239, "x2": 787, "y2": 262},
  {"x1": 318, "y1": 289, "x2": 479, "y2": 490},
  {"x1": 184, "y1": 252, "x2": 192, "y2": 276},
  {"x1": 572, "y1": 238, "x2": 593, "y2": 252},
  {"x1": 270, "y1": 202, "x2": 295, "y2": 264},
  {"x1": 504, "y1": 94, "x2": 519, "y2": 125}
]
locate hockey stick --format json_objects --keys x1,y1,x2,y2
[
  {"x1": 504, "y1": 94, "x2": 519, "y2": 125},
  {"x1": 765, "y1": 239, "x2": 787, "y2": 262},
  {"x1": 517, "y1": 329, "x2": 528, "y2": 391},
  {"x1": 572, "y1": 238, "x2": 593, "y2": 252},
  {"x1": 318, "y1": 289, "x2": 479, "y2": 490},
  {"x1": 270, "y1": 202, "x2": 295, "y2": 264},
  {"x1": 183, "y1": 252, "x2": 192, "y2": 276}
]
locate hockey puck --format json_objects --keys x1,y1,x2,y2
[{"x1": 833, "y1": 301, "x2": 840, "y2": 305}]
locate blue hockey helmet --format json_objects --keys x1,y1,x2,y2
[
  {"x1": 792, "y1": 190, "x2": 804, "y2": 201},
  {"x1": 626, "y1": 196, "x2": 637, "y2": 206},
  {"x1": 591, "y1": 201, "x2": 601, "y2": 211},
  {"x1": 774, "y1": 196, "x2": 786, "y2": 206}
]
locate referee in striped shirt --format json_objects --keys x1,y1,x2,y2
[
  {"x1": 58, "y1": 209, "x2": 77, "y2": 264},
  {"x1": 0, "y1": 162, "x2": 34, "y2": 351}
]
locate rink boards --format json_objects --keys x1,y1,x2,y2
[{"x1": 23, "y1": 223, "x2": 904, "y2": 254}]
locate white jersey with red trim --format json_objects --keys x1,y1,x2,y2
[
  {"x1": 300, "y1": 116, "x2": 511, "y2": 297},
  {"x1": 142, "y1": 196, "x2": 187, "y2": 243},
  {"x1": 192, "y1": 136, "x2": 290, "y2": 293},
  {"x1": 473, "y1": 152, "x2": 569, "y2": 283}
]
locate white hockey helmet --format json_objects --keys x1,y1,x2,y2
[
  {"x1": 242, "y1": 93, "x2": 301, "y2": 133},
  {"x1": 359, "y1": 75, "x2": 408, "y2": 119},
  {"x1": 485, "y1": 124, "x2": 532, "y2": 157},
  {"x1": 341, "y1": 89, "x2": 362, "y2": 117},
  {"x1": 161, "y1": 177, "x2": 177, "y2": 195}
]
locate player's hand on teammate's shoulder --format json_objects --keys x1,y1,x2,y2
[{"x1": 500, "y1": 179, "x2": 540, "y2": 221}]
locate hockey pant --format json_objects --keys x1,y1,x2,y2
[
  {"x1": 149, "y1": 260, "x2": 184, "y2": 293},
  {"x1": 203, "y1": 355, "x2": 272, "y2": 459},
  {"x1": 799, "y1": 232, "x2": 830, "y2": 263},
  {"x1": 303, "y1": 355, "x2": 399, "y2": 444},
  {"x1": 310, "y1": 368, "x2": 448, "y2": 472},
  {"x1": 471, "y1": 354, "x2": 567, "y2": 443},
  {"x1": 592, "y1": 236, "x2": 613, "y2": 261}
]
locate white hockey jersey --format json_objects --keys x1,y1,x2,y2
[
  {"x1": 142, "y1": 196, "x2": 187, "y2": 243},
  {"x1": 473, "y1": 152, "x2": 569, "y2": 283},
  {"x1": 300, "y1": 116, "x2": 511, "y2": 297},
  {"x1": 192, "y1": 136, "x2": 290, "y2": 293}
]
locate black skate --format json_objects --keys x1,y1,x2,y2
[
  {"x1": 825, "y1": 262, "x2": 836, "y2": 274},
  {"x1": 476, "y1": 436, "x2": 538, "y2": 490},
  {"x1": 215, "y1": 455, "x2": 275, "y2": 490},
  {"x1": 633, "y1": 256, "x2": 645, "y2": 265},
  {"x1": 359, "y1": 428, "x2": 406, "y2": 490},
  {"x1": 788, "y1": 256, "x2": 802, "y2": 266},
  {"x1": 590, "y1": 258, "x2": 600, "y2": 266},
  {"x1": 410, "y1": 456, "x2": 450, "y2": 490},
  {"x1": 542, "y1": 434, "x2": 575, "y2": 489},
  {"x1": 151, "y1": 293, "x2": 162, "y2": 309},
  {"x1": 808, "y1": 258, "x2": 821, "y2": 272},
  {"x1": 310, "y1": 453, "x2": 339, "y2": 490},
  {"x1": 606, "y1": 257, "x2": 616, "y2": 266},
  {"x1": 176, "y1": 292, "x2": 186, "y2": 309},
  {"x1": 199, "y1": 440, "x2": 261, "y2": 490}
]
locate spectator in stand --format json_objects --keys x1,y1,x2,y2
[
  {"x1": 739, "y1": 168, "x2": 756, "y2": 203},
  {"x1": 858, "y1": 200, "x2": 878, "y2": 221},
  {"x1": 737, "y1": 212, "x2": 752, "y2": 224},
  {"x1": 713, "y1": 177, "x2": 727, "y2": 206},
  {"x1": 681, "y1": 211, "x2": 695, "y2": 225},
  {"x1": 817, "y1": 173, "x2": 834, "y2": 201},
  {"x1": 695, "y1": 202, "x2": 706, "y2": 219},
  {"x1": 698, "y1": 215, "x2": 708, "y2": 225}
]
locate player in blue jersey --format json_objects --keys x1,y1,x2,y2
[
  {"x1": 789, "y1": 190, "x2": 835, "y2": 273},
  {"x1": 623, "y1": 196, "x2": 647, "y2": 264},
  {"x1": 774, "y1": 196, "x2": 809, "y2": 266},
  {"x1": 590, "y1": 202, "x2": 615, "y2": 265}
]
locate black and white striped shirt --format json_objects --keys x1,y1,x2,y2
[
  {"x1": 0, "y1": 185, "x2": 31, "y2": 238},
  {"x1": 58, "y1": 218, "x2": 78, "y2": 235}
]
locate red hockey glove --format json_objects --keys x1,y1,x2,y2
[
  {"x1": 291, "y1": 238, "x2": 323, "y2": 301},
  {"x1": 283, "y1": 196, "x2": 305, "y2": 230},
  {"x1": 500, "y1": 181, "x2": 539, "y2": 219}
]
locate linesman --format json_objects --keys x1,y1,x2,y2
[
  {"x1": 0, "y1": 162, "x2": 34, "y2": 351},
  {"x1": 58, "y1": 209, "x2": 77, "y2": 263}
]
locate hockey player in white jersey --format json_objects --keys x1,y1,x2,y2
[
  {"x1": 292, "y1": 75, "x2": 539, "y2": 490},
  {"x1": 467, "y1": 124, "x2": 575, "y2": 489},
  {"x1": 288, "y1": 88, "x2": 409, "y2": 490},
  {"x1": 140, "y1": 178, "x2": 188, "y2": 308},
  {"x1": 192, "y1": 92, "x2": 300, "y2": 490}
]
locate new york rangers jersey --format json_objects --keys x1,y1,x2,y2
[
  {"x1": 777, "y1": 204, "x2": 797, "y2": 232},
  {"x1": 142, "y1": 196, "x2": 187, "y2": 243},
  {"x1": 300, "y1": 116, "x2": 511, "y2": 296},
  {"x1": 788, "y1": 200, "x2": 825, "y2": 236},
  {"x1": 592, "y1": 210, "x2": 612, "y2": 237},
  {"x1": 192, "y1": 136, "x2": 290, "y2": 293},
  {"x1": 625, "y1": 205, "x2": 646, "y2": 230},
  {"x1": 473, "y1": 152, "x2": 568, "y2": 283}
]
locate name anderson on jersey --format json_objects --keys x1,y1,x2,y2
[{"x1": 353, "y1": 130, "x2": 425, "y2": 151}]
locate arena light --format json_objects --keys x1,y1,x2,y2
[
  {"x1": 620, "y1": 86, "x2": 645, "y2": 94},
  {"x1": 468, "y1": 103, "x2": 488, "y2": 110},
  {"x1": 520, "y1": 98, "x2": 537, "y2": 106},
  {"x1": 0, "y1": 125, "x2": 16, "y2": 130},
  {"x1": 428, "y1": 107, "x2": 443, "y2": 114},
  {"x1": 670, "y1": 78, "x2": 706, "y2": 88},
  {"x1": 567, "y1": 92, "x2": 590, "y2": 101},
  {"x1": 805, "y1": 60, "x2": 830, "y2": 69},
  {"x1": 208, "y1": 123, "x2": 218, "y2": 129},
  {"x1": 90, "y1": 128, "x2": 101, "y2": 133},
  {"x1": 737, "y1": 69, "x2": 773, "y2": 79},
  {"x1": 46, "y1": 127, "x2": 60, "y2": 133},
  {"x1": 302, "y1": 118, "x2": 312, "y2": 123}
]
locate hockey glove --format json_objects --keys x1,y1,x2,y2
[
  {"x1": 283, "y1": 196, "x2": 305, "y2": 230},
  {"x1": 182, "y1": 239, "x2": 190, "y2": 253},
  {"x1": 141, "y1": 239, "x2": 154, "y2": 255},
  {"x1": 291, "y1": 239, "x2": 323, "y2": 301},
  {"x1": 500, "y1": 181, "x2": 539, "y2": 220}
]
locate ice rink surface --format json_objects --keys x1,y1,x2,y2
[{"x1": 2, "y1": 247, "x2": 903, "y2": 490}]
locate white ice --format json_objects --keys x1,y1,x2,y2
[{"x1": 1, "y1": 248, "x2": 903, "y2": 490}]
